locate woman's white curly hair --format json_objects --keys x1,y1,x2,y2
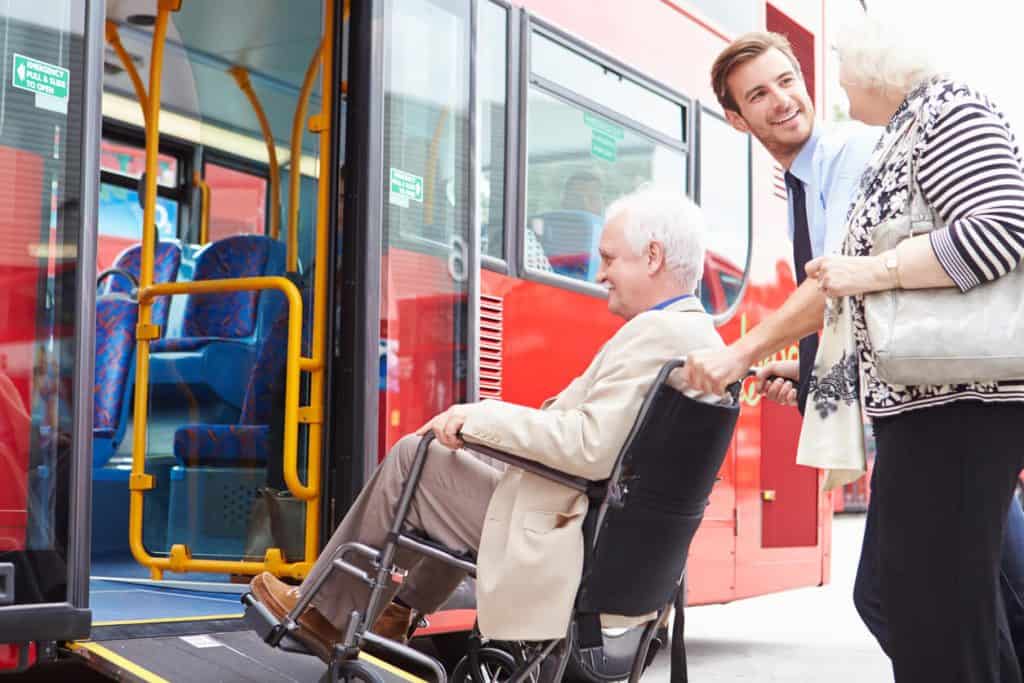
[{"x1": 835, "y1": 14, "x2": 941, "y2": 97}]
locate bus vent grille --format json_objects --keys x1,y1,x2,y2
[{"x1": 479, "y1": 294, "x2": 504, "y2": 400}]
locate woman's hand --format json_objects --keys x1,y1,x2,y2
[
  {"x1": 754, "y1": 360, "x2": 799, "y2": 407},
  {"x1": 805, "y1": 254, "x2": 896, "y2": 297}
]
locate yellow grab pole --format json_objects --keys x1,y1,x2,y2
[
  {"x1": 228, "y1": 66, "x2": 282, "y2": 241},
  {"x1": 286, "y1": 42, "x2": 323, "y2": 273},
  {"x1": 128, "y1": 0, "x2": 181, "y2": 576},
  {"x1": 193, "y1": 171, "x2": 210, "y2": 244},
  {"x1": 130, "y1": 276, "x2": 313, "y2": 579},
  {"x1": 291, "y1": 0, "x2": 336, "y2": 565},
  {"x1": 105, "y1": 21, "x2": 149, "y2": 127}
]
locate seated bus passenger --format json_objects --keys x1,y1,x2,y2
[{"x1": 250, "y1": 188, "x2": 725, "y2": 660}]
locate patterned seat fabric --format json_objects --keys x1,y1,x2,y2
[
  {"x1": 172, "y1": 424, "x2": 271, "y2": 467},
  {"x1": 148, "y1": 336, "x2": 250, "y2": 353},
  {"x1": 172, "y1": 305, "x2": 290, "y2": 468},
  {"x1": 94, "y1": 295, "x2": 138, "y2": 435},
  {"x1": 181, "y1": 235, "x2": 271, "y2": 340},
  {"x1": 104, "y1": 241, "x2": 181, "y2": 329}
]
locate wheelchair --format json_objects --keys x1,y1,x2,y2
[{"x1": 243, "y1": 359, "x2": 744, "y2": 682}]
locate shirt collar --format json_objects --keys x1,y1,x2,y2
[
  {"x1": 649, "y1": 294, "x2": 694, "y2": 311},
  {"x1": 787, "y1": 123, "x2": 822, "y2": 186}
]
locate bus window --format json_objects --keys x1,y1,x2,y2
[
  {"x1": 100, "y1": 138, "x2": 178, "y2": 188},
  {"x1": 698, "y1": 107, "x2": 751, "y2": 316},
  {"x1": 203, "y1": 161, "x2": 268, "y2": 242},
  {"x1": 524, "y1": 89, "x2": 687, "y2": 284},
  {"x1": 97, "y1": 138, "x2": 182, "y2": 269},
  {"x1": 478, "y1": 0, "x2": 508, "y2": 261},
  {"x1": 531, "y1": 32, "x2": 685, "y2": 143},
  {"x1": 97, "y1": 184, "x2": 179, "y2": 269}
]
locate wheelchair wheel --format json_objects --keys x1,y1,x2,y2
[
  {"x1": 451, "y1": 647, "x2": 518, "y2": 682},
  {"x1": 564, "y1": 624, "x2": 666, "y2": 682},
  {"x1": 324, "y1": 659, "x2": 386, "y2": 683}
]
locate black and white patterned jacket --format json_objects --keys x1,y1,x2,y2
[{"x1": 845, "y1": 77, "x2": 1024, "y2": 417}]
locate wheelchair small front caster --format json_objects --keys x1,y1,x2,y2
[
  {"x1": 322, "y1": 659, "x2": 387, "y2": 683},
  {"x1": 451, "y1": 647, "x2": 518, "y2": 682}
]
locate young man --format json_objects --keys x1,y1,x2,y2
[
  {"x1": 249, "y1": 189, "x2": 723, "y2": 661},
  {"x1": 681, "y1": 32, "x2": 1024, "y2": 667}
]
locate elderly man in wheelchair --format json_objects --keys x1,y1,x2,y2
[{"x1": 245, "y1": 188, "x2": 743, "y2": 682}]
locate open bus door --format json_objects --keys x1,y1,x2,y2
[
  {"x1": 0, "y1": 0, "x2": 97, "y2": 672},
  {"x1": 0, "y1": 0, "x2": 420, "y2": 679}
]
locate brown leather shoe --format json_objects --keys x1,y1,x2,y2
[
  {"x1": 250, "y1": 572, "x2": 343, "y2": 662},
  {"x1": 371, "y1": 602, "x2": 415, "y2": 643}
]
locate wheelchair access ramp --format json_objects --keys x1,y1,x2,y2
[{"x1": 67, "y1": 627, "x2": 425, "y2": 683}]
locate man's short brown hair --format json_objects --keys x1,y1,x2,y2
[{"x1": 710, "y1": 32, "x2": 802, "y2": 112}]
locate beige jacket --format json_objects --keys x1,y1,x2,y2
[{"x1": 460, "y1": 297, "x2": 724, "y2": 640}]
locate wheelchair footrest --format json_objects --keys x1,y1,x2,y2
[{"x1": 241, "y1": 593, "x2": 316, "y2": 657}]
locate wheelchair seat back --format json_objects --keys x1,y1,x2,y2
[{"x1": 576, "y1": 371, "x2": 740, "y2": 617}]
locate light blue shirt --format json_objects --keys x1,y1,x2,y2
[{"x1": 787, "y1": 122, "x2": 882, "y2": 259}]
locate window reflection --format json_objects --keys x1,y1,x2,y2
[
  {"x1": 478, "y1": 1, "x2": 507, "y2": 260},
  {"x1": 524, "y1": 89, "x2": 687, "y2": 284},
  {"x1": 531, "y1": 32, "x2": 685, "y2": 142},
  {"x1": 698, "y1": 109, "x2": 751, "y2": 315}
]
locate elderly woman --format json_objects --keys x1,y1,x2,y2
[{"x1": 805, "y1": 17, "x2": 1024, "y2": 682}]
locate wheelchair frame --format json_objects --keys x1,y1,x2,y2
[{"x1": 243, "y1": 359, "x2": 746, "y2": 682}]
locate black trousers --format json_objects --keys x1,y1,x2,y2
[{"x1": 871, "y1": 400, "x2": 1024, "y2": 683}]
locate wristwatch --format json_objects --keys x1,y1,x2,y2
[{"x1": 883, "y1": 251, "x2": 901, "y2": 288}]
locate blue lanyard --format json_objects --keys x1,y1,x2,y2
[{"x1": 649, "y1": 294, "x2": 693, "y2": 311}]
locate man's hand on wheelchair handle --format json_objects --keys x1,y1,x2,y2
[
  {"x1": 754, "y1": 360, "x2": 799, "y2": 407},
  {"x1": 416, "y1": 404, "x2": 472, "y2": 450},
  {"x1": 679, "y1": 345, "x2": 754, "y2": 396}
]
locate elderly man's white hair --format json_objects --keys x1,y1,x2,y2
[
  {"x1": 605, "y1": 188, "x2": 706, "y2": 292},
  {"x1": 836, "y1": 14, "x2": 941, "y2": 97}
]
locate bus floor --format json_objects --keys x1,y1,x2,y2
[{"x1": 89, "y1": 554, "x2": 247, "y2": 626}]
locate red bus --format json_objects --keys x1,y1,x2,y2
[{"x1": 0, "y1": 0, "x2": 832, "y2": 679}]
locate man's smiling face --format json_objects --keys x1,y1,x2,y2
[{"x1": 723, "y1": 47, "x2": 815, "y2": 162}]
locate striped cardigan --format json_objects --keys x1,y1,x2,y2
[{"x1": 846, "y1": 77, "x2": 1024, "y2": 416}]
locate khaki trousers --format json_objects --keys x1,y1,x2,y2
[{"x1": 300, "y1": 434, "x2": 503, "y2": 631}]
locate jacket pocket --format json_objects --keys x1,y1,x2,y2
[{"x1": 523, "y1": 510, "x2": 581, "y2": 534}]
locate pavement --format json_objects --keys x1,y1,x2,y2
[{"x1": 645, "y1": 513, "x2": 893, "y2": 681}]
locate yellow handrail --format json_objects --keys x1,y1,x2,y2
[
  {"x1": 228, "y1": 66, "x2": 282, "y2": 241},
  {"x1": 193, "y1": 171, "x2": 210, "y2": 244},
  {"x1": 105, "y1": 21, "x2": 149, "y2": 127},
  {"x1": 286, "y1": 42, "x2": 323, "y2": 273},
  {"x1": 129, "y1": 276, "x2": 316, "y2": 579},
  {"x1": 281, "y1": 0, "x2": 336, "y2": 564},
  {"x1": 128, "y1": 0, "x2": 178, "y2": 580}
]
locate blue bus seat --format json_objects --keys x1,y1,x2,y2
[
  {"x1": 93, "y1": 293, "x2": 138, "y2": 469},
  {"x1": 149, "y1": 235, "x2": 288, "y2": 412},
  {"x1": 100, "y1": 240, "x2": 182, "y2": 329},
  {"x1": 529, "y1": 210, "x2": 604, "y2": 281},
  {"x1": 167, "y1": 302, "x2": 291, "y2": 558}
]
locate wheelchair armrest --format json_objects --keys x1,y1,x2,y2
[{"x1": 460, "y1": 438, "x2": 592, "y2": 494}]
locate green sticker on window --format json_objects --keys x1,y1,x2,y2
[
  {"x1": 583, "y1": 112, "x2": 624, "y2": 141},
  {"x1": 590, "y1": 132, "x2": 618, "y2": 163},
  {"x1": 13, "y1": 53, "x2": 69, "y2": 98},
  {"x1": 389, "y1": 167, "x2": 424, "y2": 203}
]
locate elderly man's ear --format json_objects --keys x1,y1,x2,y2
[{"x1": 647, "y1": 241, "x2": 667, "y2": 275}]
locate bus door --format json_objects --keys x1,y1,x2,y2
[
  {"x1": 338, "y1": 0, "x2": 477, "y2": 488},
  {"x1": 85, "y1": 0, "x2": 338, "y2": 629},
  {"x1": 0, "y1": 0, "x2": 98, "y2": 670},
  {"x1": 330, "y1": 0, "x2": 479, "y2": 632}
]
